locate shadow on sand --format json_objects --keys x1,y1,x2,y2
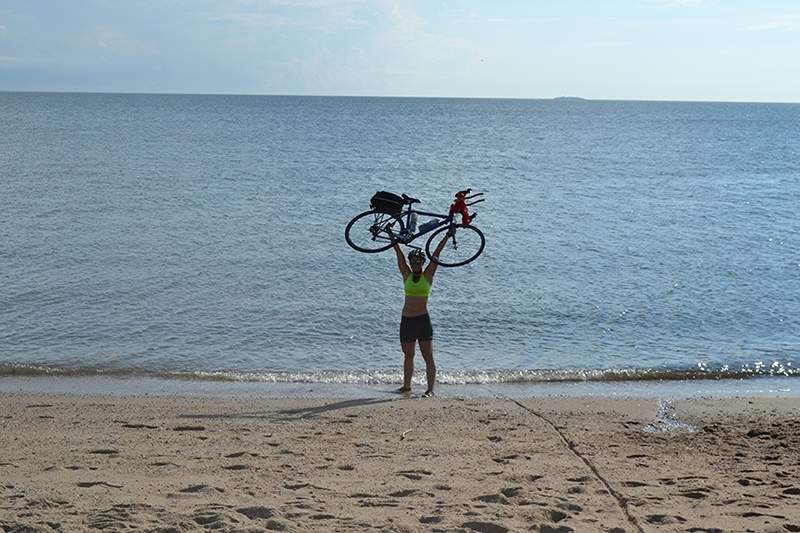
[{"x1": 177, "y1": 397, "x2": 399, "y2": 421}]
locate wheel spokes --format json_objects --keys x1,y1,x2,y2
[
  {"x1": 433, "y1": 225, "x2": 484, "y2": 266},
  {"x1": 346, "y1": 211, "x2": 402, "y2": 252}
]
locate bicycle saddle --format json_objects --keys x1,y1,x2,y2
[{"x1": 401, "y1": 193, "x2": 421, "y2": 204}]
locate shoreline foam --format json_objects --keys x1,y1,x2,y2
[
  {"x1": 1, "y1": 374, "x2": 798, "y2": 399},
  {"x1": 0, "y1": 361, "x2": 798, "y2": 385}
]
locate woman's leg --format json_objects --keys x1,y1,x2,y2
[
  {"x1": 401, "y1": 341, "x2": 416, "y2": 390},
  {"x1": 419, "y1": 339, "x2": 436, "y2": 394}
]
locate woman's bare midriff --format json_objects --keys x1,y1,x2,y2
[{"x1": 402, "y1": 295, "x2": 428, "y2": 317}]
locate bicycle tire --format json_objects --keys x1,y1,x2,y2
[
  {"x1": 345, "y1": 210, "x2": 405, "y2": 253},
  {"x1": 425, "y1": 224, "x2": 485, "y2": 267}
]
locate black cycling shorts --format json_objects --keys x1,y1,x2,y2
[{"x1": 400, "y1": 313, "x2": 433, "y2": 343}]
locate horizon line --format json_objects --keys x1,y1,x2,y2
[{"x1": 1, "y1": 89, "x2": 798, "y2": 105}]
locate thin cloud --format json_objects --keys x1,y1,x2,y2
[
  {"x1": 642, "y1": 0, "x2": 703, "y2": 6},
  {"x1": 203, "y1": 1, "x2": 367, "y2": 30},
  {"x1": 749, "y1": 14, "x2": 800, "y2": 32},
  {"x1": 224, "y1": 0, "x2": 366, "y2": 8},
  {"x1": 268, "y1": 0, "x2": 366, "y2": 6},
  {"x1": 586, "y1": 40, "x2": 634, "y2": 48},
  {"x1": 205, "y1": 12, "x2": 301, "y2": 28},
  {"x1": 385, "y1": 2, "x2": 474, "y2": 52},
  {"x1": 388, "y1": 3, "x2": 426, "y2": 39}
]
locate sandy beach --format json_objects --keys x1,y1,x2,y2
[{"x1": 1, "y1": 392, "x2": 799, "y2": 532}]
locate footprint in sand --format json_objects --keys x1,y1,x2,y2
[
  {"x1": 236, "y1": 506, "x2": 273, "y2": 519},
  {"x1": 538, "y1": 526, "x2": 573, "y2": 533},
  {"x1": 179, "y1": 484, "x2": 224, "y2": 494},
  {"x1": 560, "y1": 503, "x2": 582, "y2": 513},
  {"x1": 222, "y1": 464, "x2": 250, "y2": 470},
  {"x1": 389, "y1": 489, "x2": 421, "y2": 497},
  {"x1": 491, "y1": 454, "x2": 521, "y2": 464},
  {"x1": 474, "y1": 493, "x2": 509, "y2": 505},
  {"x1": 679, "y1": 489, "x2": 710, "y2": 499},
  {"x1": 741, "y1": 511, "x2": 787, "y2": 519},
  {"x1": 87, "y1": 504, "x2": 151, "y2": 530},
  {"x1": 23, "y1": 497, "x2": 69, "y2": 509},
  {"x1": 358, "y1": 500, "x2": 399, "y2": 508},
  {"x1": 192, "y1": 505, "x2": 241, "y2": 529},
  {"x1": 645, "y1": 514, "x2": 686, "y2": 525},
  {"x1": 77, "y1": 481, "x2": 123, "y2": 489},
  {"x1": 525, "y1": 508, "x2": 570, "y2": 525},
  {"x1": 396, "y1": 469, "x2": 431, "y2": 480},
  {"x1": 565, "y1": 475, "x2": 592, "y2": 483},
  {"x1": 224, "y1": 451, "x2": 260, "y2": 458},
  {"x1": 500, "y1": 487, "x2": 522, "y2": 498},
  {"x1": 622, "y1": 481, "x2": 649, "y2": 487},
  {"x1": 462, "y1": 521, "x2": 510, "y2": 533},
  {"x1": 283, "y1": 482, "x2": 330, "y2": 491}
]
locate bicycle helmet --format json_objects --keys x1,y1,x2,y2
[{"x1": 407, "y1": 249, "x2": 425, "y2": 262}]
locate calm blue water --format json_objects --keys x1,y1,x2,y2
[{"x1": 1, "y1": 92, "x2": 798, "y2": 384}]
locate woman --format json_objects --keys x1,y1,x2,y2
[{"x1": 392, "y1": 234, "x2": 450, "y2": 397}]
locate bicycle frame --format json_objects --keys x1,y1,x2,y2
[{"x1": 395, "y1": 208, "x2": 454, "y2": 246}]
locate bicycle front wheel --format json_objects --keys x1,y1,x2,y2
[
  {"x1": 345, "y1": 210, "x2": 405, "y2": 253},
  {"x1": 425, "y1": 224, "x2": 485, "y2": 267}
]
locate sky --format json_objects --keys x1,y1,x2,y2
[{"x1": 0, "y1": 0, "x2": 799, "y2": 101}]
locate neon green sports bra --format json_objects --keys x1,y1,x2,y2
[{"x1": 404, "y1": 274, "x2": 431, "y2": 297}]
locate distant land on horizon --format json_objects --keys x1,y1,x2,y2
[{"x1": 2, "y1": 90, "x2": 799, "y2": 105}]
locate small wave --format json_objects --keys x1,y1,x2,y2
[
  {"x1": 643, "y1": 400, "x2": 697, "y2": 433},
  {"x1": 0, "y1": 361, "x2": 797, "y2": 384}
]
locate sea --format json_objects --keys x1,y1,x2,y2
[{"x1": 1, "y1": 92, "x2": 799, "y2": 394}]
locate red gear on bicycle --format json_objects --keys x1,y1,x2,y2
[{"x1": 449, "y1": 190, "x2": 474, "y2": 225}]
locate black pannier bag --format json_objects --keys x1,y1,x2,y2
[{"x1": 370, "y1": 191, "x2": 404, "y2": 214}]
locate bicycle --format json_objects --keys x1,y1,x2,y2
[{"x1": 344, "y1": 189, "x2": 486, "y2": 267}]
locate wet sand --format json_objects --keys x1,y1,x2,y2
[{"x1": 1, "y1": 393, "x2": 799, "y2": 532}]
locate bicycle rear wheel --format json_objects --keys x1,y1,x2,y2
[
  {"x1": 344, "y1": 210, "x2": 405, "y2": 253},
  {"x1": 425, "y1": 224, "x2": 485, "y2": 267}
]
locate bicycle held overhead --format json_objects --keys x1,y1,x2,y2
[{"x1": 345, "y1": 188, "x2": 486, "y2": 267}]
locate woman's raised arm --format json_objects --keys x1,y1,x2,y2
[
  {"x1": 424, "y1": 232, "x2": 450, "y2": 281},
  {"x1": 386, "y1": 228, "x2": 410, "y2": 279}
]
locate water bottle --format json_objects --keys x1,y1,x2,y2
[
  {"x1": 419, "y1": 219, "x2": 438, "y2": 232},
  {"x1": 408, "y1": 213, "x2": 418, "y2": 233}
]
